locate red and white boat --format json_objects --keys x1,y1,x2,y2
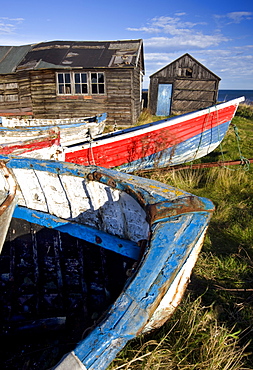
[
  {"x1": 0, "y1": 113, "x2": 106, "y2": 146},
  {"x1": 1, "y1": 99, "x2": 244, "y2": 172}
]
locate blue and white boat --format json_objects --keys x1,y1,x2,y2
[{"x1": 0, "y1": 155, "x2": 214, "y2": 369}]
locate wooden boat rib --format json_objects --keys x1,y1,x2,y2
[
  {"x1": 0, "y1": 162, "x2": 17, "y2": 252},
  {"x1": 0, "y1": 155, "x2": 214, "y2": 369},
  {"x1": 20, "y1": 97, "x2": 244, "y2": 172}
]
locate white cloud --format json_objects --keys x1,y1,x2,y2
[
  {"x1": 0, "y1": 22, "x2": 16, "y2": 35},
  {"x1": 127, "y1": 15, "x2": 207, "y2": 36},
  {"x1": 214, "y1": 11, "x2": 253, "y2": 25},
  {"x1": 128, "y1": 14, "x2": 228, "y2": 50},
  {"x1": 127, "y1": 26, "x2": 160, "y2": 33},
  {"x1": 227, "y1": 12, "x2": 253, "y2": 23},
  {"x1": 144, "y1": 33, "x2": 228, "y2": 49},
  {"x1": 175, "y1": 12, "x2": 186, "y2": 17},
  {"x1": 0, "y1": 17, "x2": 24, "y2": 36},
  {"x1": 0, "y1": 17, "x2": 24, "y2": 22}
]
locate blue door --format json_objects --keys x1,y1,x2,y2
[{"x1": 156, "y1": 84, "x2": 172, "y2": 116}]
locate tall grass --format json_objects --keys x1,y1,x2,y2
[
  {"x1": 109, "y1": 105, "x2": 253, "y2": 369},
  {"x1": 109, "y1": 296, "x2": 249, "y2": 370}
]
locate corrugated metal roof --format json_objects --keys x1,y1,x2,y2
[
  {"x1": 0, "y1": 40, "x2": 143, "y2": 73},
  {"x1": 0, "y1": 45, "x2": 33, "y2": 74}
]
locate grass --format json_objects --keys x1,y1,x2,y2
[
  {"x1": 109, "y1": 297, "x2": 248, "y2": 370},
  {"x1": 108, "y1": 104, "x2": 253, "y2": 369}
]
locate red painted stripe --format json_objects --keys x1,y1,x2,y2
[
  {"x1": 65, "y1": 104, "x2": 237, "y2": 168},
  {"x1": 0, "y1": 133, "x2": 60, "y2": 155}
]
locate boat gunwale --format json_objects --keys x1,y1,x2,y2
[
  {"x1": 62, "y1": 97, "x2": 245, "y2": 152},
  {"x1": 0, "y1": 113, "x2": 107, "y2": 131},
  {"x1": 0, "y1": 155, "x2": 215, "y2": 215}
]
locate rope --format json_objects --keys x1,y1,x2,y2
[
  {"x1": 218, "y1": 122, "x2": 250, "y2": 171},
  {"x1": 192, "y1": 108, "x2": 210, "y2": 163},
  {"x1": 88, "y1": 129, "x2": 96, "y2": 165},
  {"x1": 232, "y1": 123, "x2": 250, "y2": 170},
  {"x1": 189, "y1": 106, "x2": 250, "y2": 172}
]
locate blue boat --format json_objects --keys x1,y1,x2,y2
[{"x1": 0, "y1": 156, "x2": 214, "y2": 369}]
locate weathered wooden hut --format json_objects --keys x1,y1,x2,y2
[
  {"x1": 148, "y1": 53, "x2": 220, "y2": 116},
  {"x1": 0, "y1": 40, "x2": 144, "y2": 125}
]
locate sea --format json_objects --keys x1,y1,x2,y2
[{"x1": 218, "y1": 90, "x2": 253, "y2": 104}]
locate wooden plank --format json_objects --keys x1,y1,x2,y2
[
  {"x1": 11, "y1": 167, "x2": 48, "y2": 211},
  {"x1": 13, "y1": 205, "x2": 141, "y2": 260},
  {"x1": 34, "y1": 170, "x2": 72, "y2": 218}
]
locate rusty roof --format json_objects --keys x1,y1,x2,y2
[{"x1": 0, "y1": 40, "x2": 144, "y2": 74}]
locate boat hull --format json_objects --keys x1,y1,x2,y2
[
  {"x1": 0, "y1": 156, "x2": 215, "y2": 369},
  {"x1": 1, "y1": 99, "x2": 243, "y2": 172},
  {"x1": 0, "y1": 113, "x2": 106, "y2": 146},
  {"x1": 60, "y1": 98, "x2": 244, "y2": 172}
]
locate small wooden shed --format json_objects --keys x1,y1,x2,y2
[
  {"x1": 0, "y1": 40, "x2": 144, "y2": 126},
  {"x1": 148, "y1": 53, "x2": 220, "y2": 116}
]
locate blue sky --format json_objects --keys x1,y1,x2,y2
[{"x1": 1, "y1": 0, "x2": 252, "y2": 89}]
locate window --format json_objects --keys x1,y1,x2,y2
[
  {"x1": 57, "y1": 73, "x2": 71, "y2": 94},
  {"x1": 74, "y1": 73, "x2": 88, "y2": 94},
  {"x1": 91, "y1": 73, "x2": 105, "y2": 94},
  {"x1": 57, "y1": 72, "x2": 105, "y2": 95},
  {"x1": 185, "y1": 68, "x2": 193, "y2": 78}
]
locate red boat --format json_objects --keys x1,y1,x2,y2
[{"x1": 1, "y1": 99, "x2": 244, "y2": 172}]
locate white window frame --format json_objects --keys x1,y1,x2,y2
[{"x1": 56, "y1": 72, "x2": 105, "y2": 95}]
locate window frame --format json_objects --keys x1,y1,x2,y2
[{"x1": 56, "y1": 71, "x2": 106, "y2": 96}]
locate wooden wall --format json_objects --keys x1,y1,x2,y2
[
  {"x1": 0, "y1": 66, "x2": 143, "y2": 126},
  {"x1": 0, "y1": 72, "x2": 32, "y2": 115},
  {"x1": 149, "y1": 54, "x2": 220, "y2": 115}
]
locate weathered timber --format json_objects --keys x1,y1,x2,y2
[
  {"x1": 149, "y1": 53, "x2": 220, "y2": 116},
  {"x1": 0, "y1": 40, "x2": 144, "y2": 125}
]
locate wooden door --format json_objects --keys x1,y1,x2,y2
[{"x1": 156, "y1": 84, "x2": 172, "y2": 116}]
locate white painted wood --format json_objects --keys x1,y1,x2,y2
[
  {"x1": 54, "y1": 351, "x2": 87, "y2": 370},
  {"x1": 11, "y1": 167, "x2": 149, "y2": 242},
  {"x1": 117, "y1": 191, "x2": 149, "y2": 242},
  {"x1": 12, "y1": 168, "x2": 48, "y2": 211},
  {"x1": 34, "y1": 171, "x2": 72, "y2": 219},
  {"x1": 59, "y1": 174, "x2": 93, "y2": 218}
]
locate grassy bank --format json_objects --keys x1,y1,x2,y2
[{"x1": 109, "y1": 104, "x2": 253, "y2": 369}]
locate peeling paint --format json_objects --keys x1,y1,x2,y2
[{"x1": 0, "y1": 155, "x2": 215, "y2": 370}]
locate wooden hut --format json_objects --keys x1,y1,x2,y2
[
  {"x1": 0, "y1": 40, "x2": 144, "y2": 126},
  {"x1": 148, "y1": 53, "x2": 220, "y2": 116}
]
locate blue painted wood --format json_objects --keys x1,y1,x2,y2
[
  {"x1": 156, "y1": 84, "x2": 172, "y2": 116},
  {"x1": 117, "y1": 120, "x2": 230, "y2": 172},
  {"x1": 13, "y1": 206, "x2": 140, "y2": 260},
  {"x1": 72, "y1": 213, "x2": 211, "y2": 369},
  {"x1": 0, "y1": 155, "x2": 215, "y2": 369},
  {"x1": 97, "y1": 113, "x2": 107, "y2": 123}
]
